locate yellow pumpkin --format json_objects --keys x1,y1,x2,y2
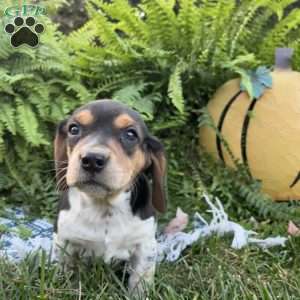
[{"x1": 199, "y1": 50, "x2": 300, "y2": 201}]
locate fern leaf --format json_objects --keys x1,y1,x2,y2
[
  {"x1": 259, "y1": 8, "x2": 300, "y2": 63},
  {"x1": 168, "y1": 63, "x2": 184, "y2": 113},
  {"x1": 16, "y1": 102, "x2": 48, "y2": 146},
  {"x1": 0, "y1": 104, "x2": 16, "y2": 135},
  {"x1": 100, "y1": 0, "x2": 148, "y2": 42},
  {"x1": 142, "y1": 0, "x2": 178, "y2": 50},
  {"x1": 0, "y1": 124, "x2": 5, "y2": 162}
]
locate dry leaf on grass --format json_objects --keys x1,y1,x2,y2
[
  {"x1": 164, "y1": 208, "x2": 189, "y2": 234},
  {"x1": 288, "y1": 221, "x2": 300, "y2": 236}
]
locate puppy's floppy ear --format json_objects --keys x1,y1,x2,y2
[
  {"x1": 145, "y1": 136, "x2": 167, "y2": 213},
  {"x1": 54, "y1": 119, "x2": 68, "y2": 190}
]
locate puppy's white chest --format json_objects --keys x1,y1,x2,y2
[{"x1": 56, "y1": 188, "x2": 156, "y2": 262}]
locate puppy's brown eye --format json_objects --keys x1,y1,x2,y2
[
  {"x1": 125, "y1": 128, "x2": 138, "y2": 141},
  {"x1": 68, "y1": 123, "x2": 80, "y2": 135}
]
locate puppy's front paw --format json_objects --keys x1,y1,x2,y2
[
  {"x1": 129, "y1": 279, "x2": 148, "y2": 300},
  {"x1": 53, "y1": 234, "x2": 78, "y2": 272},
  {"x1": 128, "y1": 268, "x2": 154, "y2": 299}
]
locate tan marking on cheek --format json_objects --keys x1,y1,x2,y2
[
  {"x1": 67, "y1": 145, "x2": 71, "y2": 158},
  {"x1": 114, "y1": 114, "x2": 134, "y2": 128},
  {"x1": 66, "y1": 137, "x2": 92, "y2": 184},
  {"x1": 74, "y1": 109, "x2": 94, "y2": 125},
  {"x1": 107, "y1": 140, "x2": 146, "y2": 187},
  {"x1": 132, "y1": 149, "x2": 146, "y2": 175},
  {"x1": 107, "y1": 139, "x2": 133, "y2": 174},
  {"x1": 108, "y1": 140, "x2": 132, "y2": 166},
  {"x1": 66, "y1": 145, "x2": 81, "y2": 185}
]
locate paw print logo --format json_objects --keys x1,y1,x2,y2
[{"x1": 4, "y1": 16, "x2": 44, "y2": 48}]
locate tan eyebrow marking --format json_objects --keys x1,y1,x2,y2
[
  {"x1": 114, "y1": 114, "x2": 134, "y2": 128},
  {"x1": 74, "y1": 109, "x2": 94, "y2": 125}
]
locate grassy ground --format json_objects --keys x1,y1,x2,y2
[
  {"x1": 1, "y1": 179, "x2": 300, "y2": 300},
  {"x1": 0, "y1": 232, "x2": 300, "y2": 299}
]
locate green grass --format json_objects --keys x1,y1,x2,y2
[
  {"x1": 1, "y1": 187, "x2": 300, "y2": 299},
  {"x1": 1, "y1": 233, "x2": 300, "y2": 299}
]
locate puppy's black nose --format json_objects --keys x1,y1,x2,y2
[{"x1": 81, "y1": 153, "x2": 109, "y2": 172}]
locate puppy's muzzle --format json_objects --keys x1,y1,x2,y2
[{"x1": 81, "y1": 152, "x2": 109, "y2": 173}]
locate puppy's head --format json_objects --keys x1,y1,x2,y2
[{"x1": 54, "y1": 100, "x2": 167, "y2": 213}]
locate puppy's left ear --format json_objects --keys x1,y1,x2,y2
[
  {"x1": 54, "y1": 119, "x2": 68, "y2": 191},
  {"x1": 146, "y1": 136, "x2": 167, "y2": 213}
]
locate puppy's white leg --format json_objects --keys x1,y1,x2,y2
[
  {"x1": 128, "y1": 239, "x2": 157, "y2": 297},
  {"x1": 53, "y1": 233, "x2": 78, "y2": 271}
]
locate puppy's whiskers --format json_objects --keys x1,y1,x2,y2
[
  {"x1": 46, "y1": 159, "x2": 68, "y2": 163},
  {"x1": 56, "y1": 174, "x2": 68, "y2": 191}
]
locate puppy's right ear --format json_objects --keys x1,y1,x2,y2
[
  {"x1": 54, "y1": 119, "x2": 68, "y2": 191},
  {"x1": 145, "y1": 136, "x2": 167, "y2": 213}
]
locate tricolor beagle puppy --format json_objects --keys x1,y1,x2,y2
[{"x1": 53, "y1": 100, "x2": 167, "y2": 294}]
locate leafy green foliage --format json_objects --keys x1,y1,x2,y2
[
  {"x1": 68, "y1": 0, "x2": 300, "y2": 123},
  {"x1": 112, "y1": 81, "x2": 159, "y2": 120},
  {"x1": 168, "y1": 62, "x2": 185, "y2": 114},
  {"x1": 0, "y1": 1, "x2": 92, "y2": 194}
]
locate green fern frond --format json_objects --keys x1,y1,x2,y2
[
  {"x1": 86, "y1": 0, "x2": 130, "y2": 55},
  {"x1": 95, "y1": 72, "x2": 145, "y2": 96},
  {"x1": 0, "y1": 124, "x2": 4, "y2": 162},
  {"x1": 28, "y1": 91, "x2": 50, "y2": 119},
  {"x1": 0, "y1": 40, "x2": 12, "y2": 60},
  {"x1": 113, "y1": 81, "x2": 146, "y2": 103},
  {"x1": 100, "y1": 0, "x2": 148, "y2": 42},
  {"x1": 229, "y1": 0, "x2": 272, "y2": 57},
  {"x1": 168, "y1": 63, "x2": 184, "y2": 113},
  {"x1": 0, "y1": 104, "x2": 16, "y2": 135},
  {"x1": 259, "y1": 8, "x2": 300, "y2": 64},
  {"x1": 291, "y1": 39, "x2": 300, "y2": 70},
  {"x1": 16, "y1": 102, "x2": 48, "y2": 146},
  {"x1": 177, "y1": 0, "x2": 198, "y2": 47},
  {"x1": 141, "y1": 0, "x2": 178, "y2": 50},
  {"x1": 111, "y1": 81, "x2": 154, "y2": 118},
  {"x1": 66, "y1": 20, "x2": 98, "y2": 51}
]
